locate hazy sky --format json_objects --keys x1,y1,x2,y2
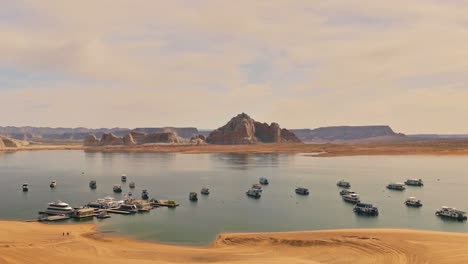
[{"x1": 1, "y1": 0, "x2": 468, "y2": 133}]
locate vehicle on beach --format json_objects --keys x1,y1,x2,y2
[
  {"x1": 189, "y1": 192, "x2": 198, "y2": 201},
  {"x1": 386, "y1": 183, "x2": 406, "y2": 190},
  {"x1": 129, "y1": 182, "x2": 135, "y2": 188},
  {"x1": 435, "y1": 207, "x2": 467, "y2": 220},
  {"x1": 113, "y1": 184, "x2": 122, "y2": 193},
  {"x1": 89, "y1": 180, "x2": 97, "y2": 189},
  {"x1": 295, "y1": 187, "x2": 309, "y2": 195},
  {"x1": 22, "y1": 183, "x2": 29, "y2": 192},
  {"x1": 50, "y1": 180, "x2": 57, "y2": 188},
  {"x1": 201, "y1": 187, "x2": 210, "y2": 195},
  {"x1": 246, "y1": 188, "x2": 262, "y2": 198},
  {"x1": 259, "y1": 177, "x2": 269, "y2": 185},
  {"x1": 342, "y1": 193, "x2": 360, "y2": 203},
  {"x1": 405, "y1": 179, "x2": 424, "y2": 186},
  {"x1": 339, "y1": 189, "x2": 355, "y2": 196},
  {"x1": 121, "y1": 174, "x2": 127, "y2": 182},
  {"x1": 141, "y1": 189, "x2": 149, "y2": 200},
  {"x1": 337, "y1": 180, "x2": 351, "y2": 188},
  {"x1": 353, "y1": 203, "x2": 379, "y2": 216},
  {"x1": 405, "y1": 197, "x2": 422, "y2": 207}
]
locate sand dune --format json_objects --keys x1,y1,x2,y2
[{"x1": 1, "y1": 221, "x2": 468, "y2": 264}]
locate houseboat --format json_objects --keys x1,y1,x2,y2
[
  {"x1": 141, "y1": 189, "x2": 149, "y2": 200},
  {"x1": 337, "y1": 180, "x2": 351, "y2": 188},
  {"x1": 246, "y1": 188, "x2": 261, "y2": 198},
  {"x1": 50, "y1": 180, "x2": 57, "y2": 188},
  {"x1": 252, "y1": 184, "x2": 263, "y2": 192},
  {"x1": 89, "y1": 180, "x2": 97, "y2": 189},
  {"x1": 201, "y1": 187, "x2": 210, "y2": 195},
  {"x1": 386, "y1": 183, "x2": 406, "y2": 190},
  {"x1": 189, "y1": 192, "x2": 198, "y2": 201},
  {"x1": 295, "y1": 187, "x2": 309, "y2": 195},
  {"x1": 259, "y1": 177, "x2": 269, "y2": 185},
  {"x1": 353, "y1": 203, "x2": 379, "y2": 216},
  {"x1": 405, "y1": 179, "x2": 424, "y2": 186},
  {"x1": 116, "y1": 203, "x2": 138, "y2": 213},
  {"x1": 45, "y1": 201, "x2": 74, "y2": 214},
  {"x1": 339, "y1": 189, "x2": 355, "y2": 196},
  {"x1": 121, "y1": 174, "x2": 127, "y2": 182},
  {"x1": 113, "y1": 184, "x2": 122, "y2": 193},
  {"x1": 129, "y1": 182, "x2": 135, "y2": 188},
  {"x1": 88, "y1": 196, "x2": 122, "y2": 209},
  {"x1": 436, "y1": 207, "x2": 467, "y2": 220},
  {"x1": 71, "y1": 208, "x2": 95, "y2": 219},
  {"x1": 405, "y1": 197, "x2": 423, "y2": 207},
  {"x1": 22, "y1": 183, "x2": 29, "y2": 192},
  {"x1": 342, "y1": 193, "x2": 360, "y2": 203}
]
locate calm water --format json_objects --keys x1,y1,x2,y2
[{"x1": 1, "y1": 150, "x2": 468, "y2": 245}]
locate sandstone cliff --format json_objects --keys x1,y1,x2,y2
[
  {"x1": 206, "y1": 113, "x2": 301, "y2": 145},
  {"x1": 84, "y1": 131, "x2": 182, "y2": 146},
  {"x1": 290, "y1": 126, "x2": 404, "y2": 142}
]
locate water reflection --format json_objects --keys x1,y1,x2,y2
[{"x1": 212, "y1": 153, "x2": 285, "y2": 170}]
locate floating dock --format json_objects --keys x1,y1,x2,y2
[
  {"x1": 39, "y1": 215, "x2": 70, "y2": 222},
  {"x1": 107, "y1": 209, "x2": 132, "y2": 214},
  {"x1": 151, "y1": 201, "x2": 179, "y2": 208}
]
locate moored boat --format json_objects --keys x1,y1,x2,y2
[
  {"x1": 337, "y1": 180, "x2": 351, "y2": 188},
  {"x1": 89, "y1": 180, "x2": 97, "y2": 189},
  {"x1": 113, "y1": 184, "x2": 122, "y2": 193},
  {"x1": 141, "y1": 189, "x2": 149, "y2": 200},
  {"x1": 45, "y1": 201, "x2": 74, "y2": 214},
  {"x1": 252, "y1": 184, "x2": 263, "y2": 192},
  {"x1": 353, "y1": 203, "x2": 379, "y2": 216},
  {"x1": 246, "y1": 188, "x2": 261, "y2": 198},
  {"x1": 436, "y1": 207, "x2": 467, "y2": 220},
  {"x1": 49, "y1": 180, "x2": 57, "y2": 188},
  {"x1": 405, "y1": 197, "x2": 422, "y2": 207},
  {"x1": 96, "y1": 211, "x2": 111, "y2": 219},
  {"x1": 339, "y1": 189, "x2": 355, "y2": 196},
  {"x1": 189, "y1": 192, "x2": 198, "y2": 201},
  {"x1": 121, "y1": 174, "x2": 127, "y2": 182},
  {"x1": 116, "y1": 203, "x2": 138, "y2": 213},
  {"x1": 295, "y1": 187, "x2": 309, "y2": 195},
  {"x1": 201, "y1": 187, "x2": 210, "y2": 195},
  {"x1": 129, "y1": 182, "x2": 135, "y2": 188},
  {"x1": 342, "y1": 193, "x2": 360, "y2": 203},
  {"x1": 386, "y1": 183, "x2": 406, "y2": 190},
  {"x1": 22, "y1": 183, "x2": 29, "y2": 192},
  {"x1": 405, "y1": 179, "x2": 424, "y2": 186},
  {"x1": 259, "y1": 177, "x2": 269, "y2": 185}
]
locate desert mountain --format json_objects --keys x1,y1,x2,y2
[
  {"x1": 206, "y1": 113, "x2": 301, "y2": 145},
  {"x1": 84, "y1": 131, "x2": 182, "y2": 146},
  {"x1": 290, "y1": 126, "x2": 404, "y2": 142}
]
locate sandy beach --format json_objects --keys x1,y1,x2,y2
[{"x1": 1, "y1": 221, "x2": 468, "y2": 264}]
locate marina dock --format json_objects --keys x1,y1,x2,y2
[{"x1": 39, "y1": 215, "x2": 70, "y2": 222}]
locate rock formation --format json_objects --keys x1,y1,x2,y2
[
  {"x1": 290, "y1": 126, "x2": 403, "y2": 142},
  {"x1": 84, "y1": 135, "x2": 100, "y2": 146},
  {"x1": 0, "y1": 138, "x2": 5, "y2": 149},
  {"x1": 190, "y1": 134, "x2": 206, "y2": 144},
  {"x1": 100, "y1": 133, "x2": 125, "y2": 145},
  {"x1": 84, "y1": 131, "x2": 182, "y2": 146},
  {"x1": 206, "y1": 113, "x2": 301, "y2": 145},
  {"x1": 0, "y1": 136, "x2": 20, "y2": 147}
]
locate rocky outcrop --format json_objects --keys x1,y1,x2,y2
[
  {"x1": 100, "y1": 133, "x2": 124, "y2": 145},
  {"x1": 206, "y1": 113, "x2": 301, "y2": 145},
  {"x1": 0, "y1": 138, "x2": 5, "y2": 149},
  {"x1": 290, "y1": 126, "x2": 403, "y2": 142},
  {"x1": 84, "y1": 131, "x2": 182, "y2": 146},
  {"x1": 190, "y1": 134, "x2": 206, "y2": 144},
  {"x1": 133, "y1": 127, "x2": 199, "y2": 139},
  {"x1": 123, "y1": 133, "x2": 136, "y2": 145},
  {"x1": 84, "y1": 135, "x2": 100, "y2": 146},
  {"x1": 0, "y1": 136, "x2": 20, "y2": 147}
]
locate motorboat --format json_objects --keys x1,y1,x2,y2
[
  {"x1": 113, "y1": 184, "x2": 122, "y2": 193},
  {"x1": 246, "y1": 188, "x2": 261, "y2": 198},
  {"x1": 405, "y1": 197, "x2": 422, "y2": 207},
  {"x1": 339, "y1": 189, "x2": 355, "y2": 196},
  {"x1": 46, "y1": 201, "x2": 74, "y2": 214},
  {"x1": 337, "y1": 180, "x2": 351, "y2": 188},
  {"x1": 295, "y1": 187, "x2": 309, "y2": 195},
  {"x1": 88, "y1": 196, "x2": 122, "y2": 209},
  {"x1": 353, "y1": 203, "x2": 379, "y2": 216},
  {"x1": 405, "y1": 179, "x2": 424, "y2": 186},
  {"x1": 89, "y1": 180, "x2": 97, "y2": 189},
  {"x1": 96, "y1": 211, "x2": 111, "y2": 219},
  {"x1": 22, "y1": 183, "x2": 29, "y2": 192},
  {"x1": 436, "y1": 207, "x2": 467, "y2": 220},
  {"x1": 201, "y1": 187, "x2": 210, "y2": 195},
  {"x1": 141, "y1": 189, "x2": 149, "y2": 200},
  {"x1": 121, "y1": 174, "x2": 127, "y2": 182},
  {"x1": 386, "y1": 183, "x2": 406, "y2": 190},
  {"x1": 116, "y1": 204, "x2": 138, "y2": 213},
  {"x1": 342, "y1": 193, "x2": 360, "y2": 203},
  {"x1": 252, "y1": 184, "x2": 263, "y2": 192},
  {"x1": 50, "y1": 180, "x2": 57, "y2": 188},
  {"x1": 129, "y1": 182, "x2": 135, "y2": 188},
  {"x1": 189, "y1": 192, "x2": 198, "y2": 201},
  {"x1": 259, "y1": 177, "x2": 269, "y2": 185}
]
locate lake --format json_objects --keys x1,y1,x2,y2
[{"x1": 0, "y1": 150, "x2": 467, "y2": 245}]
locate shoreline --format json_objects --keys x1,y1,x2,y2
[
  {"x1": 2, "y1": 140, "x2": 468, "y2": 157},
  {"x1": 2, "y1": 221, "x2": 468, "y2": 263}
]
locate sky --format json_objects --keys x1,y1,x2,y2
[{"x1": 1, "y1": 0, "x2": 468, "y2": 133}]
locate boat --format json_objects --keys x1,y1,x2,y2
[
  {"x1": 22, "y1": 183, "x2": 29, "y2": 192},
  {"x1": 252, "y1": 184, "x2": 263, "y2": 192},
  {"x1": 46, "y1": 201, "x2": 74, "y2": 214},
  {"x1": 246, "y1": 188, "x2": 261, "y2": 198},
  {"x1": 295, "y1": 187, "x2": 309, "y2": 195},
  {"x1": 141, "y1": 189, "x2": 149, "y2": 200},
  {"x1": 342, "y1": 193, "x2": 360, "y2": 203},
  {"x1": 339, "y1": 189, "x2": 355, "y2": 196},
  {"x1": 201, "y1": 187, "x2": 210, "y2": 195},
  {"x1": 405, "y1": 197, "x2": 422, "y2": 207},
  {"x1": 405, "y1": 179, "x2": 424, "y2": 186},
  {"x1": 88, "y1": 196, "x2": 122, "y2": 209},
  {"x1": 49, "y1": 180, "x2": 57, "y2": 188},
  {"x1": 129, "y1": 182, "x2": 135, "y2": 188},
  {"x1": 435, "y1": 207, "x2": 467, "y2": 220},
  {"x1": 121, "y1": 174, "x2": 127, "y2": 182},
  {"x1": 337, "y1": 180, "x2": 351, "y2": 188},
  {"x1": 116, "y1": 204, "x2": 138, "y2": 213},
  {"x1": 96, "y1": 211, "x2": 111, "y2": 219},
  {"x1": 113, "y1": 184, "x2": 122, "y2": 193},
  {"x1": 387, "y1": 183, "x2": 406, "y2": 190},
  {"x1": 189, "y1": 192, "x2": 198, "y2": 201},
  {"x1": 89, "y1": 180, "x2": 97, "y2": 189},
  {"x1": 259, "y1": 177, "x2": 269, "y2": 185},
  {"x1": 353, "y1": 203, "x2": 379, "y2": 216}
]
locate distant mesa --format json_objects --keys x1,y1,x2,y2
[
  {"x1": 84, "y1": 131, "x2": 182, "y2": 146},
  {"x1": 290, "y1": 126, "x2": 404, "y2": 142},
  {"x1": 206, "y1": 113, "x2": 301, "y2": 145},
  {"x1": 0, "y1": 136, "x2": 26, "y2": 149}
]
